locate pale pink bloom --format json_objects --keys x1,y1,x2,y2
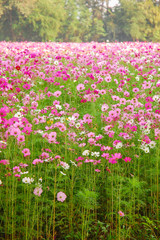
[
  {"x1": 91, "y1": 84, "x2": 96, "y2": 89},
  {"x1": 33, "y1": 187, "x2": 43, "y2": 196},
  {"x1": 72, "y1": 113, "x2": 79, "y2": 119},
  {"x1": 40, "y1": 152, "x2": 50, "y2": 159},
  {"x1": 142, "y1": 81, "x2": 151, "y2": 89},
  {"x1": 133, "y1": 88, "x2": 139, "y2": 92},
  {"x1": 32, "y1": 118, "x2": 39, "y2": 124},
  {"x1": 124, "y1": 91, "x2": 130, "y2": 97},
  {"x1": 48, "y1": 132, "x2": 57, "y2": 139},
  {"x1": 32, "y1": 159, "x2": 43, "y2": 165},
  {"x1": 87, "y1": 132, "x2": 95, "y2": 138},
  {"x1": 101, "y1": 104, "x2": 109, "y2": 112},
  {"x1": 119, "y1": 98, "x2": 126, "y2": 105},
  {"x1": 99, "y1": 89, "x2": 106, "y2": 95},
  {"x1": 88, "y1": 138, "x2": 96, "y2": 145},
  {"x1": 79, "y1": 143, "x2": 86, "y2": 147},
  {"x1": 57, "y1": 191, "x2": 67, "y2": 202},
  {"x1": 10, "y1": 127, "x2": 21, "y2": 136},
  {"x1": 112, "y1": 95, "x2": 119, "y2": 101},
  {"x1": 109, "y1": 110, "x2": 117, "y2": 118},
  {"x1": 17, "y1": 135, "x2": 25, "y2": 142},
  {"x1": 105, "y1": 75, "x2": 111, "y2": 82},
  {"x1": 31, "y1": 101, "x2": 38, "y2": 109},
  {"x1": 53, "y1": 100, "x2": 60, "y2": 105},
  {"x1": 53, "y1": 91, "x2": 62, "y2": 97},
  {"x1": 76, "y1": 84, "x2": 85, "y2": 91}
]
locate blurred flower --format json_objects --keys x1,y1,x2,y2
[
  {"x1": 118, "y1": 211, "x2": 125, "y2": 217},
  {"x1": 22, "y1": 177, "x2": 34, "y2": 184},
  {"x1": 0, "y1": 159, "x2": 10, "y2": 165},
  {"x1": 57, "y1": 192, "x2": 67, "y2": 202},
  {"x1": 33, "y1": 187, "x2": 43, "y2": 196}
]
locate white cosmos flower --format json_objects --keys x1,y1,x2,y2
[
  {"x1": 75, "y1": 123, "x2": 80, "y2": 128},
  {"x1": 14, "y1": 112, "x2": 23, "y2": 118},
  {"x1": 91, "y1": 152, "x2": 100, "y2": 157},
  {"x1": 143, "y1": 129, "x2": 150, "y2": 134},
  {"x1": 153, "y1": 95, "x2": 160, "y2": 102},
  {"x1": 82, "y1": 150, "x2": 90, "y2": 156},
  {"x1": 22, "y1": 177, "x2": 34, "y2": 184},
  {"x1": 54, "y1": 60, "x2": 59, "y2": 65},
  {"x1": 20, "y1": 171, "x2": 29, "y2": 175},
  {"x1": 55, "y1": 105, "x2": 62, "y2": 110},
  {"x1": 70, "y1": 160, "x2": 77, "y2": 167},
  {"x1": 143, "y1": 147, "x2": 150, "y2": 153},
  {"x1": 60, "y1": 117, "x2": 65, "y2": 123},
  {"x1": 60, "y1": 162, "x2": 70, "y2": 170},
  {"x1": 115, "y1": 142, "x2": 123, "y2": 149},
  {"x1": 68, "y1": 116, "x2": 76, "y2": 122},
  {"x1": 149, "y1": 141, "x2": 156, "y2": 148}
]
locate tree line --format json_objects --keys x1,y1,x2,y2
[{"x1": 0, "y1": 0, "x2": 160, "y2": 42}]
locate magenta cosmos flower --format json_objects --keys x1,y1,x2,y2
[
  {"x1": 57, "y1": 191, "x2": 67, "y2": 202},
  {"x1": 22, "y1": 148, "x2": 31, "y2": 157}
]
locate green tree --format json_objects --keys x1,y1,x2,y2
[
  {"x1": 138, "y1": 0, "x2": 160, "y2": 41},
  {"x1": 0, "y1": 0, "x2": 66, "y2": 41},
  {"x1": 0, "y1": 0, "x2": 37, "y2": 41}
]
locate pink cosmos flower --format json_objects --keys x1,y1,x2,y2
[
  {"x1": 10, "y1": 127, "x2": 21, "y2": 136},
  {"x1": 22, "y1": 148, "x2": 31, "y2": 157},
  {"x1": 145, "y1": 102, "x2": 152, "y2": 110},
  {"x1": 57, "y1": 191, "x2": 67, "y2": 202},
  {"x1": 32, "y1": 159, "x2": 43, "y2": 165},
  {"x1": 118, "y1": 211, "x2": 125, "y2": 217},
  {"x1": 17, "y1": 135, "x2": 25, "y2": 142},
  {"x1": 119, "y1": 98, "x2": 126, "y2": 105},
  {"x1": 22, "y1": 126, "x2": 32, "y2": 135},
  {"x1": 33, "y1": 187, "x2": 43, "y2": 196},
  {"x1": 88, "y1": 138, "x2": 96, "y2": 145},
  {"x1": 0, "y1": 159, "x2": 10, "y2": 165},
  {"x1": 101, "y1": 104, "x2": 109, "y2": 112},
  {"x1": 76, "y1": 84, "x2": 85, "y2": 91},
  {"x1": 53, "y1": 91, "x2": 62, "y2": 97},
  {"x1": 13, "y1": 166, "x2": 21, "y2": 173},
  {"x1": 23, "y1": 83, "x2": 31, "y2": 90},
  {"x1": 124, "y1": 157, "x2": 131, "y2": 162},
  {"x1": 14, "y1": 174, "x2": 21, "y2": 177}
]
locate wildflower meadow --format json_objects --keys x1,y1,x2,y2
[{"x1": 0, "y1": 41, "x2": 160, "y2": 240}]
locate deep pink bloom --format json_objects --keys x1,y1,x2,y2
[
  {"x1": 23, "y1": 83, "x2": 31, "y2": 90},
  {"x1": 124, "y1": 157, "x2": 131, "y2": 163},
  {"x1": 145, "y1": 102, "x2": 152, "y2": 110},
  {"x1": 22, "y1": 148, "x2": 31, "y2": 157},
  {"x1": 0, "y1": 159, "x2": 10, "y2": 165}
]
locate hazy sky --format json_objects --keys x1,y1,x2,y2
[{"x1": 109, "y1": 0, "x2": 119, "y2": 7}]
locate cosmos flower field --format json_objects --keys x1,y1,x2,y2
[{"x1": 0, "y1": 41, "x2": 160, "y2": 240}]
